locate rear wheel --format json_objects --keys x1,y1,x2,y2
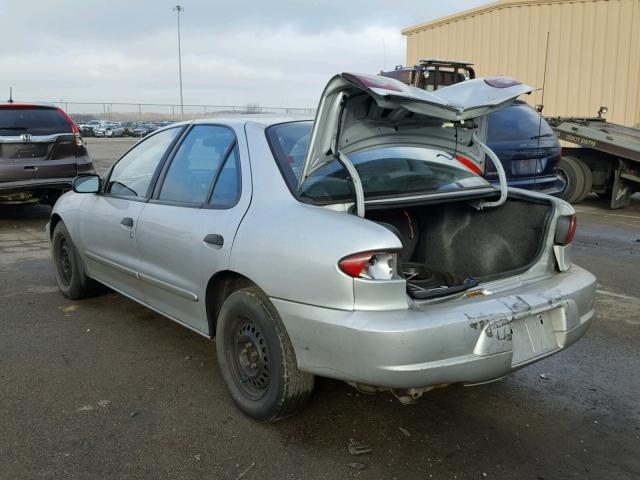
[
  {"x1": 558, "y1": 156, "x2": 586, "y2": 204},
  {"x1": 52, "y1": 221, "x2": 98, "y2": 299},
  {"x1": 216, "y1": 287, "x2": 314, "y2": 422}
]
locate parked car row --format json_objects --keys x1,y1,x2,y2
[{"x1": 79, "y1": 120, "x2": 176, "y2": 138}]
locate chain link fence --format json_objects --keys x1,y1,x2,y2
[{"x1": 41, "y1": 101, "x2": 316, "y2": 123}]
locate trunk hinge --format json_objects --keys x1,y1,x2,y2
[
  {"x1": 471, "y1": 132, "x2": 508, "y2": 209},
  {"x1": 338, "y1": 150, "x2": 365, "y2": 217},
  {"x1": 335, "y1": 94, "x2": 365, "y2": 217}
]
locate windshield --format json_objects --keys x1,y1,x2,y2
[
  {"x1": 267, "y1": 121, "x2": 490, "y2": 203},
  {"x1": 0, "y1": 107, "x2": 72, "y2": 136}
]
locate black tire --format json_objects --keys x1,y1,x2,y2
[
  {"x1": 573, "y1": 156, "x2": 593, "y2": 202},
  {"x1": 51, "y1": 221, "x2": 98, "y2": 300},
  {"x1": 216, "y1": 287, "x2": 314, "y2": 422},
  {"x1": 558, "y1": 156, "x2": 586, "y2": 204}
]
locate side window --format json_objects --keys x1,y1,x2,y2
[
  {"x1": 210, "y1": 146, "x2": 241, "y2": 206},
  {"x1": 158, "y1": 125, "x2": 235, "y2": 204},
  {"x1": 107, "y1": 128, "x2": 182, "y2": 198}
]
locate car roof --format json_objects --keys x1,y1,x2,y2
[
  {"x1": 183, "y1": 114, "x2": 313, "y2": 129},
  {"x1": 0, "y1": 102, "x2": 59, "y2": 109}
]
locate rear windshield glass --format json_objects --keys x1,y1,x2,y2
[
  {"x1": 0, "y1": 107, "x2": 72, "y2": 136},
  {"x1": 487, "y1": 103, "x2": 554, "y2": 143},
  {"x1": 267, "y1": 121, "x2": 490, "y2": 203}
]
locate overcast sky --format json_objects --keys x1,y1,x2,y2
[{"x1": 1, "y1": 1, "x2": 486, "y2": 109}]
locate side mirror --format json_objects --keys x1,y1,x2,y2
[
  {"x1": 535, "y1": 104, "x2": 544, "y2": 113},
  {"x1": 597, "y1": 106, "x2": 608, "y2": 118},
  {"x1": 73, "y1": 175, "x2": 100, "y2": 194}
]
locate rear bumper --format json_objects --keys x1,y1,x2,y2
[
  {"x1": 0, "y1": 160, "x2": 94, "y2": 194},
  {"x1": 272, "y1": 265, "x2": 596, "y2": 389},
  {"x1": 0, "y1": 177, "x2": 73, "y2": 193},
  {"x1": 492, "y1": 175, "x2": 566, "y2": 196}
]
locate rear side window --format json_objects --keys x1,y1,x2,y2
[
  {"x1": 0, "y1": 107, "x2": 71, "y2": 136},
  {"x1": 210, "y1": 148, "x2": 240, "y2": 206},
  {"x1": 107, "y1": 127, "x2": 182, "y2": 198},
  {"x1": 487, "y1": 104, "x2": 554, "y2": 142},
  {"x1": 158, "y1": 125, "x2": 238, "y2": 205}
]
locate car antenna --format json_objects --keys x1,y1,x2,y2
[
  {"x1": 534, "y1": 32, "x2": 551, "y2": 190},
  {"x1": 7, "y1": 86, "x2": 14, "y2": 104}
]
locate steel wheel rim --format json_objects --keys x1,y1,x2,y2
[
  {"x1": 226, "y1": 316, "x2": 271, "y2": 400},
  {"x1": 57, "y1": 238, "x2": 72, "y2": 285}
]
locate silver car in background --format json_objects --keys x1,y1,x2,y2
[
  {"x1": 48, "y1": 73, "x2": 595, "y2": 421},
  {"x1": 94, "y1": 121, "x2": 125, "y2": 138}
]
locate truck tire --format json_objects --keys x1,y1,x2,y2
[
  {"x1": 573, "y1": 157, "x2": 593, "y2": 202},
  {"x1": 216, "y1": 287, "x2": 314, "y2": 422},
  {"x1": 558, "y1": 156, "x2": 586, "y2": 204}
]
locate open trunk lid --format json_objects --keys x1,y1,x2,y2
[{"x1": 301, "y1": 73, "x2": 535, "y2": 183}]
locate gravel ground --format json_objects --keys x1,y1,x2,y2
[{"x1": 0, "y1": 138, "x2": 639, "y2": 479}]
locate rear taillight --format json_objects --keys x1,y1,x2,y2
[
  {"x1": 555, "y1": 215, "x2": 577, "y2": 246},
  {"x1": 455, "y1": 154, "x2": 482, "y2": 175},
  {"x1": 339, "y1": 251, "x2": 397, "y2": 280},
  {"x1": 56, "y1": 107, "x2": 78, "y2": 134},
  {"x1": 55, "y1": 107, "x2": 83, "y2": 148}
]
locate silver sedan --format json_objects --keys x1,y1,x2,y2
[{"x1": 48, "y1": 73, "x2": 595, "y2": 421}]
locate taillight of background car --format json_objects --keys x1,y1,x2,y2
[
  {"x1": 555, "y1": 215, "x2": 577, "y2": 246},
  {"x1": 56, "y1": 107, "x2": 83, "y2": 147}
]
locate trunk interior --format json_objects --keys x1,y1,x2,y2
[{"x1": 366, "y1": 196, "x2": 554, "y2": 299}]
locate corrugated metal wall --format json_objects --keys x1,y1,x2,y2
[{"x1": 403, "y1": 0, "x2": 640, "y2": 127}]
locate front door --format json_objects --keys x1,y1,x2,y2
[
  {"x1": 80, "y1": 196, "x2": 146, "y2": 301},
  {"x1": 135, "y1": 124, "x2": 250, "y2": 335},
  {"x1": 77, "y1": 127, "x2": 184, "y2": 302}
]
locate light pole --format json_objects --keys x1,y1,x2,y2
[{"x1": 173, "y1": 5, "x2": 184, "y2": 120}]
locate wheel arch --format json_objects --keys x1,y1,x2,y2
[
  {"x1": 49, "y1": 213, "x2": 63, "y2": 239},
  {"x1": 205, "y1": 270, "x2": 260, "y2": 336}
]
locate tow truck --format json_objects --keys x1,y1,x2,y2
[
  {"x1": 546, "y1": 108, "x2": 640, "y2": 209},
  {"x1": 380, "y1": 58, "x2": 476, "y2": 91}
]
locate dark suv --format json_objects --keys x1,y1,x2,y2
[
  {"x1": 0, "y1": 103, "x2": 94, "y2": 205},
  {"x1": 483, "y1": 101, "x2": 565, "y2": 195}
]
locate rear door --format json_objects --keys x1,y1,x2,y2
[
  {"x1": 135, "y1": 123, "x2": 251, "y2": 335},
  {"x1": 0, "y1": 106, "x2": 78, "y2": 181}
]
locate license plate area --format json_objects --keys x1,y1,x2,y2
[
  {"x1": 511, "y1": 309, "x2": 560, "y2": 367},
  {"x1": 511, "y1": 158, "x2": 544, "y2": 176},
  {"x1": 8, "y1": 144, "x2": 49, "y2": 159}
]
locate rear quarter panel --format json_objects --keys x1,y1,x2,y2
[{"x1": 231, "y1": 122, "x2": 402, "y2": 310}]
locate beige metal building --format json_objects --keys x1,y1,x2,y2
[{"x1": 402, "y1": 0, "x2": 640, "y2": 127}]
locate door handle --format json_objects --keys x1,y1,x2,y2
[
  {"x1": 121, "y1": 217, "x2": 134, "y2": 227},
  {"x1": 203, "y1": 234, "x2": 224, "y2": 246}
]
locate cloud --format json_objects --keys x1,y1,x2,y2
[{"x1": 0, "y1": 1, "x2": 486, "y2": 109}]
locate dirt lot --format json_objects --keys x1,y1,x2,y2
[{"x1": 1, "y1": 138, "x2": 639, "y2": 479}]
